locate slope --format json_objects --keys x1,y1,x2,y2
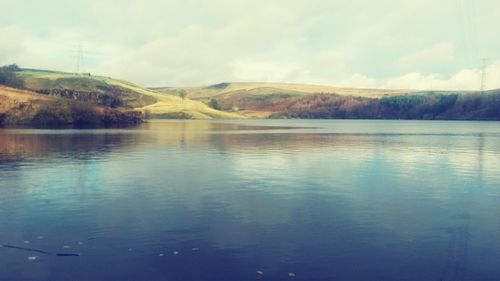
[
  {"x1": 17, "y1": 69, "x2": 243, "y2": 119},
  {"x1": 154, "y1": 82, "x2": 417, "y2": 117}
]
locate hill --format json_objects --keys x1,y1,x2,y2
[
  {"x1": 0, "y1": 65, "x2": 243, "y2": 126},
  {"x1": 0, "y1": 84, "x2": 143, "y2": 126},
  {"x1": 0, "y1": 85, "x2": 51, "y2": 121},
  {"x1": 1, "y1": 66, "x2": 150, "y2": 125},
  {"x1": 154, "y1": 82, "x2": 413, "y2": 98},
  {"x1": 17, "y1": 69, "x2": 242, "y2": 120},
  {"x1": 269, "y1": 90, "x2": 500, "y2": 120},
  {"x1": 4, "y1": 66, "x2": 497, "y2": 122},
  {"x1": 153, "y1": 82, "x2": 423, "y2": 117},
  {"x1": 154, "y1": 82, "x2": 500, "y2": 120}
]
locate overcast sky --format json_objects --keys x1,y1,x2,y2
[{"x1": 1, "y1": 0, "x2": 499, "y2": 89}]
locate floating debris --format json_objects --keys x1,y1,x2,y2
[
  {"x1": 173, "y1": 251, "x2": 179, "y2": 255},
  {"x1": 56, "y1": 253, "x2": 80, "y2": 257},
  {"x1": 62, "y1": 245, "x2": 71, "y2": 249},
  {"x1": 2, "y1": 244, "x2": 50, "y2": 255},
  {"x1": 288, "y1": 272, "x2": 296, "y2": 277},
  {"x1": 158, "y1": 253, "x2": 164, "y2": 257},
  {"x1": 256, "y1": 270, "x2": 264, "y2": 275},
  {"x1": 27, "y1": 256, "x2": 38, "y2": 261},
  {"x1": 23, "y1": 241, "x2": 30, "y2": 244},
  {"x1": 2, "y1": 244, "x2": 80, "y2": 257},
  {"x1": 77, "y1": 242, "x2": 84, "y2": 245},
  {"x1": 191, "y1": 247, "x2": 200, "y2": 251}
]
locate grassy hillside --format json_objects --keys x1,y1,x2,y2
[
  {"x1": 154, "y1": 82, "x2": 498, "y2": 120},
  {"x1": 6, "y1": 66, "x2": 495, "y2": 121},
  {"x1": 155, "y1": 82, "x2": 412, "y2": 98},
  {"x1": 0, "y1": 85, "x2": 51, "y2": 123},
  {"x1": 154, "y1": 82, "x2": 417, "y2": 117},
  {"x1": 17, "y1": 69, "x2": 242, "y2": 120}
]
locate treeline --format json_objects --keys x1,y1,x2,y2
[
  {"x1": 0, "y1": 64, "x2": 24, "y2": 88},
  {"x1": 270, "y1": 91, "x2": 500, "y2": 120},
  {"x1": 0, "y1": 99, "x2": 143, "y2": 127}
]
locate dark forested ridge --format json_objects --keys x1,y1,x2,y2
[{"x1": 270, "y1": 90, "x2": 500, "y2": 120}]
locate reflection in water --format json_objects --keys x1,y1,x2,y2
[
  {"x1": 1, "y1": 120, "x2": 500, "y2": 281},
  {"x1": 0, "y1": 131, "x2": 136, "y2": 164}
]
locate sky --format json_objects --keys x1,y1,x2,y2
[{"x1": 0, "y1": 0, "x2": 499, "y2": 89}]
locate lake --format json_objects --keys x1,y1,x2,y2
[{"x1": 1, "y1": 120, "x2": 500, "y2": 281}]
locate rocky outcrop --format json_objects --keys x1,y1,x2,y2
[
  {"x1": 0, "y1": 86, "x2": 143, "y2": 127},
  {"x1": 102, "y1": 109, "x2": 143, "y2": 124},
  {"x1": 37, "y1": 88, "x2": 123, "y2": 108}
]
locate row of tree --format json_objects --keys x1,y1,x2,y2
[
  {"x1": 32, "y1": 100, "x2": 142, "y2": 126},
  {"x1": 0, "y1": 64, "x2": 24, "y2": 88},
  {"x1": 270, "y1": 91, "x2": 500, "y2": 120}
]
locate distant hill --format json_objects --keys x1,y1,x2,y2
[
  {"x1": 154, "y1": 82, "x2": 498, "y2": 119},
  {"x1": 153, "y1": 82, "x2": 413, "y2": 98},
  {"x1": 154, "y1": 82, "x2": 408, "y2": 118}
]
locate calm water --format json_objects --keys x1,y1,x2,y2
[{"x1": 1, "y1": 120, "x2": 500, "y2": 281}]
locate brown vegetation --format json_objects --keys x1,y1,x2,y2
[
  {"x1": 270, "y1": 91, "x2": 500, "y2": 120},
  {"x1": 0, "y1": 85, "x2": 143, "y2": 126}
]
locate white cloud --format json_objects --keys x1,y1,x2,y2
[
  {"x1": 0, "y1": 26, "x2": 25, "y2": 65},
  {"x1": 335, "y1": 61, "x2": 500, "y2": 91},
  {"x1": 336, "y1": 74, "x2": 378, "y2": 89},
  {"x1": 0, "y1": 0, "x2": 499, "y2": 90},
  {"x1": 230, "y1": 59, "x2": 304, "y2": 82},
  {"x1": 381, "y1": 63, "x2": 500, "y2": 91},
  {"x1": 399, "y1": 42, "x2": 456, "y2": 69},
  {"x1": 95, "y1": 25, "x2": 232, "y2": 86}
]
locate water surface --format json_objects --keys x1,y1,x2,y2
[{"x1": 1, "y1": 120, "x2": 500, "y2": 281}]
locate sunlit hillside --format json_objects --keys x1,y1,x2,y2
[
  {"x1": 17, "y1": 69, "x2": 243, "y2": 120},
  {"x1": 155, "y1": 82, "x2": 418, "y2": 117}
]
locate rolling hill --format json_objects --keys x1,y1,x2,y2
[
  {"x1": 154, "y1": 82, "x2": 422, "y2": 118},
  {"x1": 14, "y1": 68, "x2": 243, "y2": 120},
  {"x1": 0, "y1": 66, "x2": 243, "y2": 126},
  {"x1": 154, "y1": 82, "x2": 500, "y2": 120},
  {"x1": 3, "y1": 65, "x2": 498, "y2": 123},
  {"x1": 154, "y1": 82, "x2": 413, "y2": 98}
]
